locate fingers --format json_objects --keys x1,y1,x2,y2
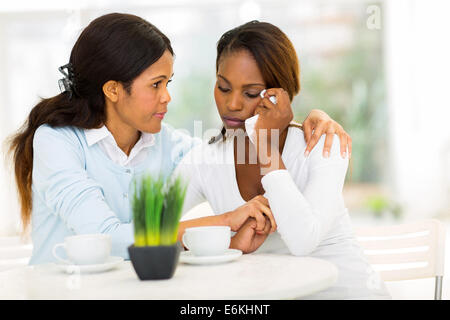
[
  {"x1": 323, "y1": 131, "x2": 335, "y2": 158},
  {"x1": 265, "y1": 88, "x2": 282, "y2": 100},
  {"x1": 251, "y1": 209, "x2": 267, "y2": 232},
  {"x1": 302, "y1": 121, "x2": 313, "y2": 154},
  {"x1": 245, "y1": 217, "x2": 257, "y2": 229},
  {"x1": 259, "y1": 95, "x2": 276, "y2": 110},
  {"x1": 252, "y1": 195, "x2": 276, "y2": 234},
  {"x1": 263, "y1": 88, "x2": 290, "y2": 110},
  {"x1": 304, "y1": 122, "x2": 325, "y2": 157},
  {"x1": 339, "y1": 133, "x2": 348, "y2": 159},
  {"x1": 256, "y1": 217, "x2": 272, "y2": 235},
  {"x1": 348, "y1": 135, "x2": 352, "y2": 159},
  {"x1": 335, "y1": 128, "x2": 352, "y2": 159},
  {"x1": 255, "y1": 201, "x2": 277, "y2": 233},
  {"x1": 253, "y1": 195, "x2": 269, "y2": 207},
  {"x1": 249, "y1": 198, "x2": 276, "y2": 233}
]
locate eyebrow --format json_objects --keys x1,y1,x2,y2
[
  {"x1": 151, "y1": 73, "x2": 175, "y2": 81},
  {"x1": 217, "y1": 74, "x2": 265, "y2": 88}
]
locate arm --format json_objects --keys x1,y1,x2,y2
[
  {"x1": 261, "y1": 136, "x2": 348, "y2": 256},
  {"x1": 253, "y1": 89, "x2": 349, "y2": 255},
  {"x1": 172, "y1": 149, "x2": 228, "y2": 243},
  {"x1": 172, "y1": 146, "x2": 276, "y2": 244},
  {"x1": 253, "y1": 89, "x2": 351, "y2": 173},
  {"x1": 33, "y1": 126, "x2": 133, "y2": 258}
]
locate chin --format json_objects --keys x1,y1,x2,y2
[
  {"x1": 224, "y1": 124, "x2": 246, "y2": 131},
  {"x1": 140, "y1": 121, "x2": 162, "y2": 134}
]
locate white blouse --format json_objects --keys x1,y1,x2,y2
[{"x1": 174, "y1": 126, "x2": 391, "y2": 300}]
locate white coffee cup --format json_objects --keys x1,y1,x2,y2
[
  {"x1": 182, "y1": 226, "x2": 231, "y2": 256},
  {"x1": 52, "y1": 234, "x2": 111, "y2": 265}
]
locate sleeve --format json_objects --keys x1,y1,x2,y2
[
  {"x1": 165, "y1": 124, "x2": 202, "y2": 173},
  {"x1": 172, "y1": 145, "x2": 207, "y2": 217},
  {"x1": 261, "y1": 135, "x2": 348, "y2": 256},
  {"x1": 32, "y1": 126, "x2": 133, "y2": 258}
]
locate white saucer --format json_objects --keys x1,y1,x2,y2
[
  {"x1": 55, "y1": 256, "x2": 124, "y2": 274},
  {"x1": 179, "y1": 249, "x2": 242, "y2": 265}
]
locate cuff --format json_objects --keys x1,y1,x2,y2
[{"x1": 261, "y1": 169, "x2": 292, "y2": 194}]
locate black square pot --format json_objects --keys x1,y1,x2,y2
[{"x1": 128, "y1": 242, "x2": 182, "y2": 280}]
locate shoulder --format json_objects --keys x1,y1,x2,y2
[
  {"x1": 310, "y1": 134, "x2": 342, "y2": 157},
  {"x1": 284, "y1": 126, "x2": 348, "y2": 168},
  {"x1": 177, "y1": 137, "x2": 225, "y2": 167},
  {"x1": 159, "y1": 122, "x2": 195, "y2": 144},
  {"x1": 159, "y1": 123, "x2": 201, "y2": 151},
  {"x1": 158, "y1": 122, "x2": 202, "y2": 169},
  {"x1": 308, "y1": 133, "x2": 348, "y2": 169},
  {"x1": 282, "y1": 125, "x2": 307, "y2": 162},
  {"x1": 32, "y1": 125, "x2": 86, "y2": 166},
  {"x1": 34, "y1": 124, "x2": 84, "y2": 149}
]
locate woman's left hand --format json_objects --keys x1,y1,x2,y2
[
  {"x1": 230, "y1": 217, "x2": 272, "y2": 254},
  {"x1": 302, "y1": 109, "x2": 352, "y2": 159}
]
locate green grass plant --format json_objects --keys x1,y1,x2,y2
[{"x1": 131, "y1": 174, "x2": 187, "y2": 247}]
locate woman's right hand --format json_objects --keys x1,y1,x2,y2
[
  {"x1": 253, "y1": 88, "x2": 293, "y2": 146},
  {"x1": 223, "y1": 195, "x2": 277, "y2": 233}
]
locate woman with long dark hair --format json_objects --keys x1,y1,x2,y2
[{"x1": 8, "y1": 13, "x2": 350, "y2": 264}]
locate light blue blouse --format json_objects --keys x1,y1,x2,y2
[{"x1": 29, "y1": 123, "x2": 198, "y2": 264}]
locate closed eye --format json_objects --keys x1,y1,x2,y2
[
  {"x1": 245, "y1": 92, "x2": 259, "y2": 98},
  {"x1": 218, "y1": 86, "x2": 230, "y2": 93}
]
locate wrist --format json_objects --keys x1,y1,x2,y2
[
  {"x1": 229, "y1": 234, "x2": 244, "y2": 252},
  {"x1": 220, "y1": 211, "x2": 232, "y2": 227},
  {"x1": 258, "y1": 150, "x2": 285, "y2": 175},
  {"x1": 229, "y1": 235, "x2": 237, "y2": 249}
]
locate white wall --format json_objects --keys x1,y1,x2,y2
[{"x1": 385, "y1": 0, "x2": 450, "y2": 219}]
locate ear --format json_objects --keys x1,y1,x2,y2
[{"x1": 102, "y1": 80, "x2": 120, "y2": 103}]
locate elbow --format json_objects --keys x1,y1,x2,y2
[
  {"x1": 280, "y1": 223, "x2": 322, "y2": 257},
  {"x1": 287, "y1": 242, "x2": 319, "y2": 257}
]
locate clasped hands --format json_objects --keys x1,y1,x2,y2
[{"x1": 224, "y1": 195, "x2": 276, "y2": 254}]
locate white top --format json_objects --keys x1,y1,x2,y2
[
  {"x1": 84, "y1": 126, "x2": 155, "y2": 167},
  {"x1": 0, "y1": 255, "x2": 338, "y2": 299},
  {"x1": 174, "y1": 126, "x2": 391, "y2": 299}
]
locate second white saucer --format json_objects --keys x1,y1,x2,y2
[
  {"x1": 179, "y1": 249, "x2": 242, "y2": 265},
  {"x1": 55, "y1": 256, "x2": 124, "y2": 274}
]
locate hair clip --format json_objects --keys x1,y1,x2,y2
[{"x1": 58, "y1": 63, "x2": 74, "y2": 99}]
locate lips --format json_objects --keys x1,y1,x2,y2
[
  {"x1": 222, "y1": 116, "x2": 245, "y2": 127},
  {"x1": 153, "y1": 112, "x2": 166, "y2": 119}
]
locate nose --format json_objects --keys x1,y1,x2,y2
[
  {"x1": 160, "y1": 87, "x2": 171, "y2": 104},
  {"x1": 227, "y1": 92, "x2": 243, "y2": 111}
]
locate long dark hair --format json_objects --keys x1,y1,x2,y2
[{"x1": 7, "y1": 13, "x2": 173, "y2": 230}]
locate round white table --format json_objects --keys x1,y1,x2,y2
[{"x1": 0, "y1": 253, "x2": 338, "y2": 299}]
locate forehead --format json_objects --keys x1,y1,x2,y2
[
  {"x1": 217, "y1": 49, "x2": 264, "y2": 84},
  {"x1": 139, "y1": 50, "x2": 174, "y2": 80}
]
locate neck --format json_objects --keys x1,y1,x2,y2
[
  {"x1": 104, "y1": 105, "x2": 140, "y2": 156},
  {"x1": 235, "y1": 128, "x2": 289, "y2": 165},
  {"x1": 278, "y1": 127, "x2": 289, "y2": 154},
  {"x1": 245, "y1": 127, "x2": 288, "y2": 155}
]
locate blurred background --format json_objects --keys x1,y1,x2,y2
[{"x1": 0, "y1": 0, "x2": 449, "y2": 298}]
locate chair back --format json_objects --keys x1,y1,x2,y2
[{"x1": 355, "y1": 219, "x2": 445, "y2": 281}]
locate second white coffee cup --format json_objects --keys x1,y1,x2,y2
[
  {"x1": 182, "y1": 226, "x2": 231, "y2": 256},
  {"x1": 52, "y1": 234, "x2": 112, "y2": 265}
]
